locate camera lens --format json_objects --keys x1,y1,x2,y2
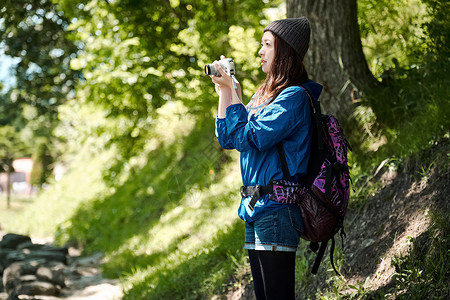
[{"x1": 204, "y1": 65, "x2": 212, "y2": 75}]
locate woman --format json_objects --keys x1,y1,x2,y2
[{"x1": 211, "y1": 17, "x2": 323, "y2": 299}]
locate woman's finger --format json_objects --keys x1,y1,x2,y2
[{"x1": 214, "y1": 62, "x2": 228, "y2": 77}]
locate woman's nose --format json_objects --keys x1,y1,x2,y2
[{"x1": 258, "y1": 48, "x2": 263, "y2": 56}]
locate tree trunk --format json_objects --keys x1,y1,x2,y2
[
  {"x1": 286, "y1": 0, "x2": 378, "y2": 120},
  {"x1": 6, "y1": 167, "x2": 11, "y2": 208}
]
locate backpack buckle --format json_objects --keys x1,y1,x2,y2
[{"x1": 240, "y1": 186, "x2": 246, "y2": 197}]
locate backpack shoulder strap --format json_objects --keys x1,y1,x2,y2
[
  {"x1": 276, "y1": 143, "x2": 292, "y2": 180},
  {"x1": 300, "y1": 85, "x2": 325, "y2": 151},
  {"x1": 311, "y1": 241, "x2": 327, "y2": 275},
  {"x1": 310, "y1": 237, "x2": 341, "y2": 276},
  {"x1": 329, "y1": 236, "x2": 341, "y2": 276}
]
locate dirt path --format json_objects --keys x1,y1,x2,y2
[
  {"x1": 58, "y1": 251, "x2": 123, "y2": 300},
  {"x1": 342, "y1": 139, "x2": 450, "y2": 294}
]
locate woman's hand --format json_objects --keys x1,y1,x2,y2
[
  {"x1": 210, "y1": 56, "x2": 243, "y2": 106},
  {"x1": 210, "y1": 56, "x2": 240, "y2": 93},
  {"x1": 210, "y1": 63, "x2": 234, "y2": 91}
]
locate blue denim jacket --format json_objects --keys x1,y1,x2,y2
[{"x1": 215, "y1": 80, "x2": 323, "y2": 222}]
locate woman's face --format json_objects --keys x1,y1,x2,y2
[{"x1": 258, "y1": 31, "x2": 275, "y2": 74}]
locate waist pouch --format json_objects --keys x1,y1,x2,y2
[{"x1": 241, "y1": 180, "x2": 308, "y2": 210}]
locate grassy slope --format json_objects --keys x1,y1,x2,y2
[
  {"x1": 1, "y1": 101, "x2": 250, "y2": 299},
  {"x1": 0, "y1": 145, "x2": 113, "y2": 238},
  {"x1": 2, "y1": 98, "x2": 449, "y2": 299}
]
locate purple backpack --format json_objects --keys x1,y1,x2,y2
[{"x1": 272, "y1": 86, "x2": 352, "y2": 275}]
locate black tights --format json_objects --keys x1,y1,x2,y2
[{"x1": 248, "y1": 249, "x2": 296, "y2": 300}]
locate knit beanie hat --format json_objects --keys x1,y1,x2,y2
[{"x1": 264, "y1": 17, "x2": 311, "y2": 60}]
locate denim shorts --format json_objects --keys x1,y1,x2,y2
[{"x1": 244, "y1": 205, "x2": 304, "y2": 252}]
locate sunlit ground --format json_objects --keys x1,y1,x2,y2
[{"x1": 0, "y1": 194, "x2": 36, "y2": 233}]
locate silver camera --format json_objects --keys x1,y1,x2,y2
[{"x1": 204, "y1": 58, "x2": 235, "y2": 76}]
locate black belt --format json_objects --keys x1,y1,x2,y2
[{"x1": 240, "y1": 184, "x2": 273, "y2": 211}]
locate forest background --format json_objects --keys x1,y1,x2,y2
[{"x1": 0, "y1": 0, "x2": 449, "y2": 299}]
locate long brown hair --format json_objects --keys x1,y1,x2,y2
[{"x1": 251, "y1": 33, "x2": 309, "y2": 109}]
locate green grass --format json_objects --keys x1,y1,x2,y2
[
  {"x1": 0, "y1": 100, "x2": 252, "y2": 299},
  {"x1": 0, "y1": 146, "x2": 114, "y2": 238},
  {"x1": 390, "y1": 209, "x2": 450, "y2": 299},
  {"x1": 121, "y1": 220, "x2": 247, "y2": 299},
  {"x1": 0, "y1": 194, "x2": 35, "y2": 231}
]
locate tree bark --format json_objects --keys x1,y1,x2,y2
[
  {"x1": 6, "y1": 166, "x2": 11, "y2": 209},
  {"x1": 286, "y1": 0, "x2": 378, "y2": 120}
]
